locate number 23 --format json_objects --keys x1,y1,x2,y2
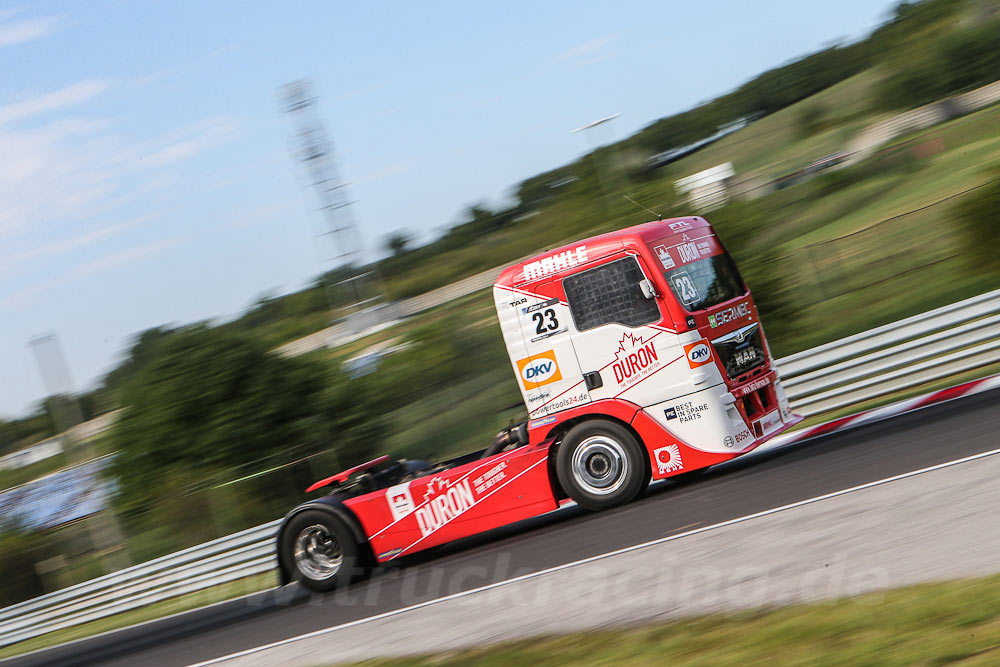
[{"x1": 532, "y1": 308, "x2": 559, "y2": 334}]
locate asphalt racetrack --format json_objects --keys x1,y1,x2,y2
[{"x1": 11, "y1": 387, "x2": 1000, "y2": 667}]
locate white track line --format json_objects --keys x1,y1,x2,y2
[{"x1": 192, "y1": 445, "x2": 1000, "y2": 666}]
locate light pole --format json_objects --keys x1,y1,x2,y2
[
  {"x1": 571, "y1": 113, "x2": 627, "y2": 212},
  {"x1": 28, "y1": 333, "x2": 131, "y2": 574}
]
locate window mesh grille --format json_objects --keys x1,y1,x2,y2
[{"x1": 564, "y1": 257, "x2": 660, "y2": 331}]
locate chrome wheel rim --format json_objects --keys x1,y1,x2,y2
[
  {"x1": 293, "y1": 524, "x2": 343, "y2": 580},
  {"x1": 571, "y1": 435, "x2": 628, "y2": 495}
]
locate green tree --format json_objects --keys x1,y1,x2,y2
[
  {"x1": 877, "y1": 15, "x2": 1000, "y2": 110},
  {"x1": 0, "y1": 409, "x2": 55, "y2": 455},
  {"x1": 109, "y1": 325, "x2": 381, "y2": 514},
  {"x1": 384, "y1": 230, "x2": 413, "y2": 257},
  {"x1": 0, "y1": 525, "x2": 51, "y2": 605},
  {"x1": 708, "y1": 201, "x2": 798, "y2": 349}
]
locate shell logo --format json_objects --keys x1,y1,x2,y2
[
  {"x1": 516, "y1": 350, "x2": 562, "y2": 389},
  {"x1": 684, "y1": 340, "x2": 713, "y2": 369}
]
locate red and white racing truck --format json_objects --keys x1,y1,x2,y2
[{"x1": 277, "y1": 216, "x2": 801, "y2": 590}]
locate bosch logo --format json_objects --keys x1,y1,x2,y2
[{"x1": 687, "y1": 343, "x2": 710, "y2": 363}]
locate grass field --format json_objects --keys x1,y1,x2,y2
[
  {"x1": 7, "y1": 70, "x2": 1000, "y2": 659},
  {"x1": 339, "y1": 81, "x2": 1000, "y2": 360},
  {"x1": 671, "y1": 69, "x2": 888, "y2": 179},
  {"x1": 328, "y1": 94, "x2": 1000, "y2": 458},
  {"x1": 318, "y1": 92, "x2": 1000, "y2": 461},
  {"x1": 347, "y1": 573, "x2": 1000, "y2": 667}
]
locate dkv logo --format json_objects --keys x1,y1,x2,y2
[
  {"x1": 684, "y1": 340, "x2": 713, "y2": 369},
  {"x1": 516, "y1": 350, "x2": 562, "y2": 389}
]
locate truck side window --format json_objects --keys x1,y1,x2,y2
[{"x1": 563, "y1": 256, "x2": 660, "y2": 331}]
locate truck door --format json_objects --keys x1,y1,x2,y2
[
  {"x1": 562, "y1": 253, "x2": 686, "y2": 409},
  {"x1": 516, "y1": 286, "x2": 590, "y2": 419}
]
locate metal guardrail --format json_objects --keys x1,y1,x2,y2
[
  {"x1": 0, "y1": 520, "x2": 280, "y2": 648},
  {"x1": 778, "y1": 287, "x2": 1000, "y2": 415},
  {"x1": 3, "y1": 288, "x2": 1000, "y2": 649}
]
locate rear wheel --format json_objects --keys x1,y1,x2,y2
[
  {"x1": 281, "y1": 510, "x2": 364, "y2": 592},
  {"x1": 556, "y1": 419, "x2": 650, "y2": 511}
]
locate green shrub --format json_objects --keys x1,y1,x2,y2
[
  {"x1": 796, "y1": 105, "x2": 826, "y2": 139},
  {"x1": 0, "y1": 527, "x2": 51, "y2": 605},
  {"x1": 879, "y1": 19, "x2": 1000, "y2": 109},
  {"x1": 955, "y1": 175, "x2": 1000, "y2": 270}
]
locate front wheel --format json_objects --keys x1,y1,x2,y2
[
  {"x1": 280, "y1": 510, "x2": 365, "y2": 592},
  {"x1": 556, "y1": 419, "x2": 650, "y2": 511}
]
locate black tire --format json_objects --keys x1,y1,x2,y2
[
  {"x1": 280, "y1": 510, "x2": 365, "y2": 593},
  {"x1": 555, "y1": 419, "x2": 650, "y2": 511}
]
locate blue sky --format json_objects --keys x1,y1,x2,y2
[{"x1": 1, "y1": 0, "x2": 897, "y2": 417}]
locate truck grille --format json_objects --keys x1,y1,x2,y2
[{"x1": 712, "y1": 324, "x2": 766, "y2": 379}]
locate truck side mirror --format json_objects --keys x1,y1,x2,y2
[{"x1": 638, "y1": 278, "x2": 657, "y2": 300}]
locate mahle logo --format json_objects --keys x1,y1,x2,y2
[
  {"x1": 522, "y1": 245, "x2": 588, "y2": 282},
  {"x1": 516, "y1": 350, "x2": 562, "y2": 389}
]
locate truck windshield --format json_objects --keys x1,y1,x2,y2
[{"x1": 662, "y1": 253, "x2": 746, "y2": 312}]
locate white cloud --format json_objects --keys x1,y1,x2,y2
[
  {"x1": 0, "y1": 75, "x2": 237, "y2": 316},
  {"x1": 0, "y1": 117, "x2": 121, "y2": 239},
  {"x1": 0, "y1": 217, "x2": 143, "y2": 268},
  {"x1": 354, "y1": 160, "x2": 416, "y2": 186},
  {"x1": 0, "y1": 15, "x2": 60, "y2": 48},
  {"x1": 0, "y1": 278, "x2": 59, "y2": 310},
  {"x1": 0, "y1": 77, "x2": 237, "y2": 244},
  {"x1": 334, "y1": 84, "x2": 385, "y2": 101},
  {"x1": 554, "y1": 33, "x2": 621, "y2": 62},
  {"x1": 0, "y1": 237, "x2": 179, "y2": 311},
  {"x1": 0, "y1": 80, "x2": 113, "y2": 125},
  {"x1": 139, "y1": 117, "x2": 238, "y2": 168},
  {"x1": 72, "y1": 238, "x2": 179, "y2": 279}
]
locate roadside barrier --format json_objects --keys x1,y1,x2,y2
[{"x1": 3, "y1": 287, "x2": 1000, "y2": 648}]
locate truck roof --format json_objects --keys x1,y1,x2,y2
[{"x1": 496, "y1": 216, "x2": 710, "y2": 288}]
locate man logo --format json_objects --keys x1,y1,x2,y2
[
  {"x1": 516, "y1": 350, "x2": 562, "y2": 389},
  {"x1": 684, "y1": 340, "x2": 713, "y2": 369}
]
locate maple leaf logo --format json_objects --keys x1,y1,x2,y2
[
  {"x1": 615, "y1": 332, "x2": 648, "y2": 361},
  {"x1": 422, "y1": 477, "x2": 449, "y2": 503}
]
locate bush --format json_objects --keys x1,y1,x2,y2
[
  {"x1": 879, "y1": 19, "x2": 1000, "y2": 109},
  {"x1": 0, "y1": 526, "x2": 51, "y2": 605},
  {"x1": 706, "y1": 202, "x2": 799, "y2": 341},
  {"x1": 109, "y1": 325, "x2": 384, "y2": 516},
  {"x1": 796, "y1": 105, "x2": 826, "y2": 139},
  {"x1": 955, "y1": 175, "x2": 1000, "y2": 271}
]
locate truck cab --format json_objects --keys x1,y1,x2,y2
[
  {"x1": 278, "y1": 216, "x2": 801, "y2": 593},
  {"x1": 493, "y1": 216, "x2": 800, "y2": 478}
]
